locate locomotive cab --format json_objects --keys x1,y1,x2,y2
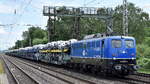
[
  {"x1": 109, "y1": 36, "x2": 136, "y2": 59},
  {"x1": 107, "y1": 36, "x2": 138, "y2": 75}
]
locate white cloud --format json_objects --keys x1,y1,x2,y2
[
  {"x1": 143, "y1": 4, "x2": 150, "y2": 8},
  {"x1": 141, "y1": 4, "x2": 150, "y2": 16},
  {"x1": 0, "y1": 27, "x2": 6, "y2": 34},
  {"x1": 0, "y1": 23, "x2": 7, "y2": 34},
  {"x1": 0, "y1": 3, "x2": 14, "y2": 14}
]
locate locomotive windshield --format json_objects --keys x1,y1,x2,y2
[
  {"x1": 125, "y1": 40, "x2": 134, "y2": 48},
  {"x1": 112, "y1": 40, "x2": 122, "y2": 48}
]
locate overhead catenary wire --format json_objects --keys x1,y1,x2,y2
[
  {"x1": 84, "y1": 0, "x2": 97, "y2": 6},
  {"x1": 13, "y1": 0, "x2": 33, "y2": 25},
  {"x1": 3, "y1": 0, "x2": 127, "y2": 50},
  {"x1": 5, "y1": 0, "x2": 33, "y2": 49}
]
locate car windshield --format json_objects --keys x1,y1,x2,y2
[
  {"x1": 125, "y1": 40, "x2": 134, "y2": 48},
  {"x1": 112, "y1": 40, "x2": 122, "y2": 48}
]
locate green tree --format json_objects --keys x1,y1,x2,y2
[
  {"x1": 13, "y1": 26, "x2": 47, "y2": 48},
  {"x1": 32, "y1": 38, "x2": 44, "y2": 45},
  {"x1": 113, "y1": 3, "x2": 149, "y2": 43}
]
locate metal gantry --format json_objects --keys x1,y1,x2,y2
[
  {"x1": 43, "y1": 6, "x2": 113, "y2": 18},
  {"x1": 43, "y1": 6, "x2": 113, "y2": 40}
]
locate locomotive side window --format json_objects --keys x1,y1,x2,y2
[
  {"x1": 83, "y1": 43, "x2": 86, "y2": 48},
  {"x1": 96, "y1": 41, "x2": 100, "y2": 47},
  {"x1": 125, "y1": 40, "x2": 134, "y2": 48},
  {"x1": 87, "y1": 42, "x2": 90, "y2": 48},
  {"x1": 102, "y1": 40, "x2": 104, "y2": 48},
  {"x1": 112, "y1": 40, "x2": 122, "y2": 48}
]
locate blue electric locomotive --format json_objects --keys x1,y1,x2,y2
[
  {"x1": 5, "y1": 35, "x2": 138, "y2": 76},
  {"x1": 70, "y1": 36, "x2": 138, "y2": 75}
]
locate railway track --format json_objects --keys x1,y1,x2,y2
[
  {"x1": 5, "y1": 56, "x2": 73, "y2": 84},
  {"x1": 13, "y1": 57, "x2": 115, "y2": 84},
  {"x1": 116, "y1": 75, "x2": 150, "y2": 84},
  {"x1": 1, "y1": 55, "x2": 38, "y2": 84},
  {"x1": 136, "y1": 72, "x2": 150, "y2": 77},
  {"x1": 125, "y1": 73, "x2": 150, "y2": 84},
  {"x1": 14, "y1": 56, "x2": 150, "y2": 84},
  {"x1": 4, "y1": 55, "x2": 150, "y2": 84},
  {"x1": 6, "y1": 55, "x2": 98, "y2": 84}
]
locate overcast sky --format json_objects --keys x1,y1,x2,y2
[{"x1": 0, "y1": 0, "x2": 150, "y2": 50}]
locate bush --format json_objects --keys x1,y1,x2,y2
[
  {"x1": 144, "y1": 60, "x2": 150, "y2": 69},
  {"x1": 143, "y1": 47, "x2": 150, "y2": 58},
  {"x1": 144, "y1": 37, "x2": 150, "y2": 46},
  {"x1": 137, "y1": 44, "x2": 148, "y2": 59},
  {"x1": 137, "y1": 58, "x2": 150, "y2": 69},
  {"x1": 136, "y1": 44, "x2": 150, "y2": 59},
  {"x1": 137, "y1": 44, "x2": 150, "y2": 69},
  {"x1": 32, "y1": 38, "x2": 44, "y2": 45}
]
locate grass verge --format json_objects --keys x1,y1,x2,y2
[
  {"x1": 0, "y1": 61, "x2": 4, "y2": 74},
  {"x1": 138, "y1": 68, "x2": 150, "y2": 74}
]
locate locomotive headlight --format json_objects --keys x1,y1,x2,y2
[
  {"x1": 131, "y1": 57, "x2": 135, "y2": 60},
  {"x1": 113, "y1": 57, "x2": 116, "y2": 60}
]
